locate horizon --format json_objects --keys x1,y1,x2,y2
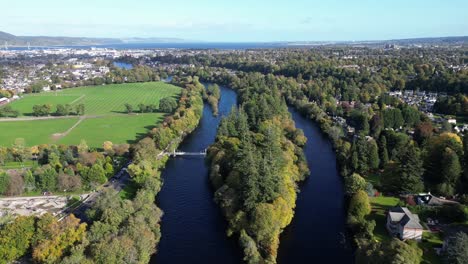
[
  {"x1": 2, "y1": 30, "x2": 468, "y2": 44},
  {"x1": 2, "y1": 0, "x2": 468, "y2": 42}
]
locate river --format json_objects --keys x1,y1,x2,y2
[
  {"x1": 277, "y1": 107, "x2": 353, "y2": 263},
  {"x1": 152, "y1": 85, "x2": 352, "y2": 263},
  {"x1": 151, "y1": 84, "x2": 242, "y2": 264}
]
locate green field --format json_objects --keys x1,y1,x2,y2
[
  {"x1": 9, "y1": 82, "x2": 181, "y2": 116},
  {"x1": 0, "y1": 118, "x2": 79, "y2": 146},
  {"x1": 57, "y1": 114, "x2": 164, "y2": 147},
  {"x1": 0, "y1": 82, "x2": 181, "y2": 148}
]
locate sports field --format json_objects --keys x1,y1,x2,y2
[{"x1": 0, "y1": 82, "x2": 181, "y2": 148}]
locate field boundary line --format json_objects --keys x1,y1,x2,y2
[
  {"x1": 70, "y1": 94, "x2": 86, "y2": 104},
  {"x1": 0, "y1": 116, "x2": 77, "y2": 122}
]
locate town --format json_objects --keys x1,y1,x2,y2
[{"x1": 1, "y1": 43, "x2": 467, "y2": 264}]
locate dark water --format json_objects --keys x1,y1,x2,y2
[
  {"x1": 151, "y1": 85, "x2": 242, "y2": 264},
  {"x1": 277, "y1": 107, "x2": 353, "y2": 263},
  {"x1": 113, "y1": 61, "x2": 133, "y2": 69}
]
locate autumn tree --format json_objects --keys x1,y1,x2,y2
[{"x1": 0, "y1": 216, "x2": 35, "y2": 263}]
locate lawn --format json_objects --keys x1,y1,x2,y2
[
  {"x1": 58, "y1": 113, "x2": 164, "y2": 147},
  {"x1": 7, "y1": 82, "x2": 181, "y2": 116},
  {"x1": 368, "y1": 196, "x2": 400, "y2": 242},
  {"x1": 419, "y1": 232, "x2": 443, "y2": 264},
  {"x1": 0, "y1": 118, "x2": 79, "y2": 146},
  {"x1": 0, "y1": 82, "x2": 181, "y2": 148},
  {"x1": 0, "y1": 160, "x2": 36, "y2": 169}
]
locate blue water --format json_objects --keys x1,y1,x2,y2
[{"x1": 6, "y1": 42, "x2": 289, "y2": 51}]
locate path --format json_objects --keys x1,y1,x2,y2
[
  {"x1": 0, "y1": 115, "x2": 76, "y2": 122},
  {"x1": 70, "y1": 94, "x2": 86, "y2": 104},
  {"x1": 51, "y1": 116, "x2": 86, "y2": 141}
]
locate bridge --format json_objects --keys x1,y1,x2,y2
[{"x1": 162, "y1": 149, "x2": 207, "y2": 157}]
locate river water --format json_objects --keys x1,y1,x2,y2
[
  {"x1": 152, "y1": 86, "x2": 352, "y2": 263},
  {"x1": 277, "y1": 107, "x2": 353, "y2": 263},
  {"x1": 151, "y1": 85, "x2": 242, "y2": 264}
]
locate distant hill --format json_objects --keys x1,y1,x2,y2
[
  {"x1": 1, "y1": 30, "x2": 467, "y2": 47},
  {"x1": 0, "y1": 31, "x2": 123, "y2": 47}
]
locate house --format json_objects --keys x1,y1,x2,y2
[
  {"x1": 447, "y1": 118, "x2": 457, "y2": 125},
  {"x1": 410, "y1": 193, "x2": 459, "y2": 206},
  {"x1": 0, "y1": 97, "x2": 9, "y2": 105},
  {"x1": 386, "y1": 207, "x2": 423, "y2": 241}
]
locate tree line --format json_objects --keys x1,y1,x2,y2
[{"x1": 205, "y1": 73, "x2": 309, "y2": 263}]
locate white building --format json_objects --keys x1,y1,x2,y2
[{"x1": 386, "y1": 207, "x2": 423, "y2": 241}]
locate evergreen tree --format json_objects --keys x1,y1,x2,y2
[
  {"x1": 368, "y1": 140, "x2": 380, "y2": 170},
  {"x1": 439, "y1": 148, "x2": 462, "y2": 195},
  {"x1": 382, "y1": 144, "x2": 425, "y2": 194},
  {"x1": 379, "y1": 136, "x2": 389, "y2": 168},
  {"x1": 444, "y1": 232, "x2": 468, "y2": 264}
]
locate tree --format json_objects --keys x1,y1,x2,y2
[
  {"x1": 370, "y1": 114, "x2": 384, "y2": 138},
  {"x1": 414, "y1": 121, "x2": 433, "y2": 144},
  {"x1": 368, "y1": 139, "x2": 380, "y2": 170},
  {"x1": 12, "y1": 138, "x2": 30, "y2": 162},
  {"x1": 58, "y1": 173, "x2": 82, "y2": 192},
  {"x1": 86, "y1": 164, "x2": 107, "y2": 186},
  {"x1": 348, "y1": 190, "x2": 371, "y2": 221},
  {"x1": 56, "y1": 104, "x2": 68, "y2": 116},
  {"x1": 32, "y1": 214, "x2": 87, "y2": 263},
  {"x1": 159, "y1": 97, "x2": 178, "y2": 113},
  {"x1": 32, "y1": 104, "x2": 52, "y2": 116},
  {"x1": 444, "y1": 232, "x2": 468, "y2": 264},
  {"x1": 78, "y1": 140, "x2": 89, "y2": 153},
  {"x1": 124, "y1": 103, "x2": 134, "y2": 114},
  {"x1": 356, "y1": 239, "x2": 423, "y2": 264},
  {"x1": 345, "y1": 173, "x2": 367, "y2": 195},
  {"x1": 382, "y1": 144, "x2": 424, "y2": 194},
  {"x1": 103, "y1": 141, "x2": 114, "y2": 155},
  {"x1": 5, "y1": 173, "x2": 24, "y2": 196},
  {"x1": 464, "y1": 133, "x2": 468, "y2": 194},
  {"x1": 424, "y1": 133, "x2": 463, "y2": 194},
  {"x1": 438, "y1": 148, "x2": 462, "y2": 195},
  {"x1": 35, "y1": 165, "x2": 58, "y2": 191},
  {"x1": 75, "y1": 104, "x2": 85, "y2": 115},
  {"x1": 379, "y1": 136, "x2": 389, "y2": 168},
  {"x1": 138, "y1": 103, "x2": 147, "y2": 113},
  {"x1": 0, "y1": 216, "x2": 35, "y2": 263},
  {"x1": 0, "y1": 172, "x2": 10, "y2": 195}
]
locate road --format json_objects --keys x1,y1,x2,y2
[{"x1": 62, "y1": 161, "x2": 132, "y2": 221}]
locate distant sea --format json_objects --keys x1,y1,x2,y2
[{"x1": 6, "y1": 42, "x2": 291, "y2": 50}]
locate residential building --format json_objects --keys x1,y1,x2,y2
[{"x1": 386, "y1": 206, "x2": 423, "y2": 241}]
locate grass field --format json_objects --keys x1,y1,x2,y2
[
  {"x1": 0, "y1": 118, "x2": 79, "y2": 146},
  {"x1": 8, "y1": 82, "x2": 181, "y2": 116},
  {"x1": 58, "y1": 114, "x2": 164, "y2": 147},
  {"x1": 0, "y1": 82, "x2": 181, "y2": 148}
]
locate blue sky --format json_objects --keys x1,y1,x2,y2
[{"x1": 1, "y1": 0, "x2": 467, "y2": 41}]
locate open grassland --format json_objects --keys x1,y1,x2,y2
[
  {"x1": 0, "y1": 82, "x2": 181, "y2": 148},
  {"x1": 57, "y1": 114, "x2": 164, "y2": 147},
  {"x1": 8, "y1": 82, "x2": 181, "y2": 116},
  {"x1": 0, "y1": 118, "x2": 79, "y2": 146}
]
